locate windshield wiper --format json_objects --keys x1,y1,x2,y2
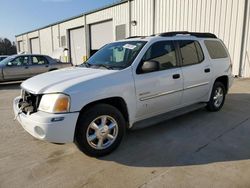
[
  {"x1": 79, "y1": 62, "x2": 91, "y2": 67},
  {"x1": 94, "y1": 64, "x2": 113, "y2": 70}
]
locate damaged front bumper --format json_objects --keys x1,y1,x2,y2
[{"x1": 13, "y1": 96, "x2": 79, "y2": 143}]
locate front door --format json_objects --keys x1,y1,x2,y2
[
  {"x1": 2, "y1": 56, "x2": 30, "y2": 80},
  {"x1": 133, "y1": 40, "x2": 183, "y2": 120}
]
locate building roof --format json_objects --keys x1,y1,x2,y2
[{"x1": 15, "y1": 0, "x2": 128, "y2": 38}]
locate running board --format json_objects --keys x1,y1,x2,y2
[{"x1": 131, "y1": 103, "x2": 207, "y2": 130}]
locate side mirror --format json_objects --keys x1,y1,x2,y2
[
  {"x1": 7, "y1": 62, "x2": 13, "y2": 66},
  {"x1": 141, "y1": 60, "x2": 160, "y2": 73}
]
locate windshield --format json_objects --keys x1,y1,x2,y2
[
  {"x1": 0, "y1": 56, "x2": 7, "y2": 62},
  {"x1": 0, "y1": 56, "x2": 15, "y2": 65},
  {"x1": 82, "y1": 41, "x2": 146, "y2": 70}
]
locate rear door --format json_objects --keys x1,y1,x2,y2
[
  {"x1": 29, "y1": 55, "x2": 50, "y2": 76},
  {"x1": 178, "y1": 40, "x2": 212, "y2": 105},
  {"x1": 2, "y1": 56, "x2": 30, "y2": 80},
  {"x1": 134, "y1": 40, "x2": 183, "y2": 119}
]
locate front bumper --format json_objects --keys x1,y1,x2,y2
[{"x1": 13, "y1": 97, "x2": 79, "y2": 143}]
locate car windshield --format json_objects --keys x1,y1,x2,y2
[
  {"x1": 0, "y1": 56, "x2": 15, "y2": 65},
  {"x1": 0, "y1": 57, "x2": 7, "y2": 62},
  {"x1": 81, "y1": 41, "x2": 147, "y2": 70}
]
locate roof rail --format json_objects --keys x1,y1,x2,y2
[
  {"x1": 159, "y1": 31, "x2": 217, "y2": 38},
  {"x1": 126, "y1": 36, "x2": 146, "y2": 39}
]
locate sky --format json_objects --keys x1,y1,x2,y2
[{"x1": 0, "y1": 0, "x2": 118, "y2": 42}]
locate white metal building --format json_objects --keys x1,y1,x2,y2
[{"x1": 16, "y1": 0, "x2": 250, "y2": 77}]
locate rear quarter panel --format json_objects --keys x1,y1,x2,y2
[{"x1": 201, "y1": 39, "x2": 233, "y2": 99}]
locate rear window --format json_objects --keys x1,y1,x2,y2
[
  {"x1": 204, "y1": 40, "x2": 228, "y2": 59},
  {"x1": 179, "y1": 40, "x2": 204, "y2": 66}
]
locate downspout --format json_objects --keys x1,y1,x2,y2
[
  {"x1": 152, "y1": 0, "x2": 156, "y2": 35},
  {"x1": 38, "y1": 30, "x2": 42, "y2": 54},
  {"x1": 239, "y1": 0, "x2": 249, "y2": 77},
  {"x1": 84, "y1": 15, "x2": 90, "y2": 58},
  {"x1": 51, "y1": 26, "x2": 54, "y2": 52},
  {"x1": 128, "y1": 0, "x2": 132, "y2": 37}
]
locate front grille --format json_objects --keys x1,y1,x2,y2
[{"x1": 18, "y1": 89, "x2": 42, "y2": 114}]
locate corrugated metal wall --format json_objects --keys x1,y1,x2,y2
[
  {"x1": 154, "y1": 0, "x2": 245, "y2": 76},
  {"x1": 59, "y1": 16, "x2": 84, "y2": 47},
  {"x1": 86, "y1": 3, "x2": 129, "y2": 40},
  {"x1": 131, "y1": 0, "x2": 154, "y2": 36},
  {"x1": 39, "y1": 28, "x2": 53, "y2": 56},
  {"x1": 16, "y1": 36, "x2": 23, "y2": 52},
  {"x1": 241, "y1": 0, "x2": 250, "y2": 77},
  {"x1": 15, "y1": 0, "x2": 250, "y2": 77},
  {"x1": 27, "y1": 31, "x2": 39, "y2": 40},
  {"x1": 52, "y1": 25, "x2": 60, "y2": 51}
]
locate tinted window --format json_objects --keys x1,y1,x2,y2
[
  {"x1": 179, "y1": 40, "x2": 204, "y2": 66},
  {"x1": 143, "y1": 41, "x2": 177, "y2": 70},
  {"x1": 0, "y1": 57, "x2": 7, "y2": 61},
  {"x1": 32, "y1": 56, "x2": 48, "y2": 65},
  {"x1": 204, "y1": 40, "x2": 228, "y2": 59},
  {"x1": 10, "y1": 56, "x2": 29, "y2": 66}
]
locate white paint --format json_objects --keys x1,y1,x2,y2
[{"x1": 69, "y1": 27, "x2": 86, "y2": 65}]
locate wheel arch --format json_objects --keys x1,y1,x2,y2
[
  {"x1": 214, "y1": 75, "x2": 229, "y2": 93},
  {"x1": 48, "y1": 68, "x2": 58, "y2": 72},
  {"x1": 78, "y1": 97, "x2": 130, "y2": 127}
]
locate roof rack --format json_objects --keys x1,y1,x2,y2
[
  {"x1": 158, "y1": 31, "x2": 217, "y2": 38},
  {"x1": 126, "y1": 36, "x2": 146, "y2": 39}
]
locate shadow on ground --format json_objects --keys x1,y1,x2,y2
[
  {"x1": 100, "y1": 93, "x2": 250, "y2": 167},
  {"x1": 0, "y1": 81, "x2": 22, "y2": 90}
]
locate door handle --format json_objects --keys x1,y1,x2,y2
[
  {"x1": 45, "y1": 65, "x2": 49, "y2": 67},
  {"x1": 173, "y1": 74, "x2": 180, "y2": 79},
  {"x1": 24, "y1": 66, "x2": 29, "y2": 69},
  {"x1": 204, "y1": 68, "x2": 210, "y2": 73}
]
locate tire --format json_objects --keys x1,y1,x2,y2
[
  {"x1": 206, "y1": 82, "x2": 226, "y2": 112},
  {"x1": 74, "y1": 104, "x2": 126, "y2": 157}
]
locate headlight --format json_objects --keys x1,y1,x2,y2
[{"x1": 38, "y1": 93, "x2": 70, "y2": 113}]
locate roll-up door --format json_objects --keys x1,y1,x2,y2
[
  {"x1": 18, "y1": 41, "x2": 23, "y2": 53},
  {"x1": 69, "y1": 27, "x2": 86, "y2": 65},
  {"x1": 90, "y1": 20, "x2": 113, "y2": 55},
  {"x1": 30, "y1": 37, "x2": 40, "y2": 54}
]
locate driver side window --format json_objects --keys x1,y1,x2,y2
[
  {"x1": 10, "y1": 56, "x2": 29, "y2": 66},
  {"x1": 143, "y1": 41, "x2": 177, "y2": 71}
]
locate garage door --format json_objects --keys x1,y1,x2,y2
[
  {"x1": 18, "y1": 41, "x2": 23, "y2": 53},
  {"x1": 69, "y1": 27, "x2": 86, "y2": 65},
  {"x1": 30, "y1": 38, "x2": 40, "y2": 54},
  {"x1": 90, "y1": 20, "x2": 113, "y2": 55}
]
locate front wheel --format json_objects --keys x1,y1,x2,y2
[
  {"x1": 74, "y1": 104, "x2": 126, "y2": 157},
  {"x1": 206, "y1": 82, "x2": 226, "y2": 112}
]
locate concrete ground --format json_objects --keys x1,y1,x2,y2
[{"x1": 1, "y1": 79, "x2": 250, "y2": 188}]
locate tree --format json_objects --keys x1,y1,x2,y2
[{"x1": 0, "y1": 38, "x2": 17, "y2": 55}]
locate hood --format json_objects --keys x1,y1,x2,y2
[{"x1": 21, "y1": 67, "x2": 117, "y2": 94}]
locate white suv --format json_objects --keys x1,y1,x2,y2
[{"x1": 13, "y1": 32, "x2": 234, "y2": 157}]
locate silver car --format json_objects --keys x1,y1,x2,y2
[
  {"x1": 0, "y1": 55, "x2": 8, "y2": 62},
  {"x1": 0, "y1": 54, "x2": 71, "y2": 82}
]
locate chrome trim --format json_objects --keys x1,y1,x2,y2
[
  {"x1": 139, "y1": 92, "x2": 151, "y2": 96},
  {"x1": 139, "y1": 89, "x2": 182, "y2": 101},
  {"x1": 139, "y1": 82, "x2": 209, "y2": 101},
  {"x1": 185, "y1": 82, "x2": 209, "y2": 90}
]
